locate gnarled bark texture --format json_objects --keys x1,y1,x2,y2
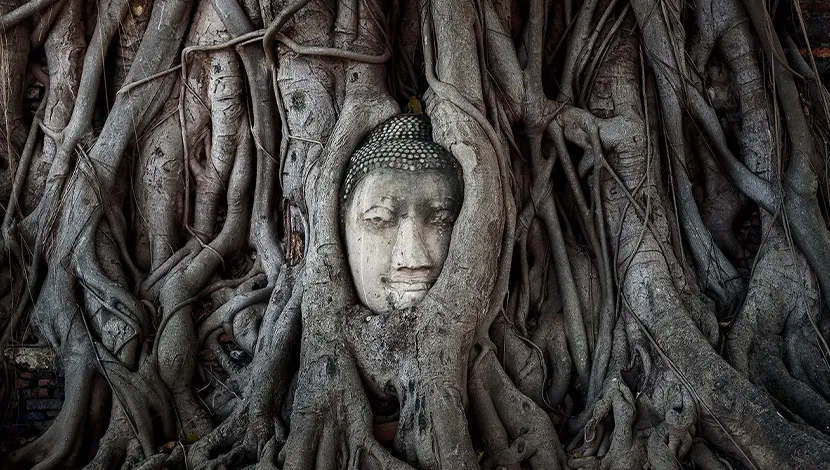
[{"x1": 2, "y1": 0, "x2": 830, "y2": 469}]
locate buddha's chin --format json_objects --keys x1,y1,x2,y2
[{"x1": 386, "y1": 286, "x2": 430, "y2": 310}]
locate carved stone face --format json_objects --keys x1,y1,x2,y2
[{"x1": 344, "y1": 168, "x2": 461, "y2": 313}]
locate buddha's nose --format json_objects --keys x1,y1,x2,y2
[{"x1": 391, "y1": 217, "x2": 434, "y2": 271}]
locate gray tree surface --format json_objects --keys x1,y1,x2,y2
[{"x1": 2, "y1": 0, "x2": 830, "y2": 468}]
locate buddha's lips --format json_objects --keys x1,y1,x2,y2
[{"x1": 383, "y1": 279, "x2": 435, "y2": 292}]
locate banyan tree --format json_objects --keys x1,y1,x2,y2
[{"x1": 2, "y1": 0, "x2": 830, "y2": 468}]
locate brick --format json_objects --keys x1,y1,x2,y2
[
  {"x1": 36, "y1": 388, "x2": 50, "y2": 398},
  {"x1": 45, "y1": 410, "x2": 61, "y2": 418},
  {"x1": 15, "y1": 378, "x2": 30, "y2": 389},
  {"x1": 24, "y1": 411, "x2": 46, "y2": 421},
  {"x1": 37, "y1": 379, "x2": 57, "y2": 388},
  {"x1": 18, "y1": 371, "x2": 32, "y2": 379},
  {"x1": 26, "y1": 399, "x2": 63, "y2": 411}
]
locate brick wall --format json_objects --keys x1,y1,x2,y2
[
  {"x1": 801, "y1": 0, "x2": 830, "y2": 76},
  {"x1": 0, "y1": 348, "x2": 64, "y2": 452}
]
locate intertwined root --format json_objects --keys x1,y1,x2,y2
[
  {"x1": 5, "y1": 0, "x2": 830, "y2": 468},
  {"x1": 568, "y1": 376, "x2": 638, "y2": 470},
  {"x1": 470, "y1": 348, "x2": 565, "y2": 469},
  {"x1": 279, "y1": 352, "x2": 410, "y2": 470},
  {"x1": 567, "y1": 368, "x2": 697, "y2": 470}
]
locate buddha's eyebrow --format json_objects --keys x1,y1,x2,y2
[
  {"x1": 427, "y1": 198, "x2": 456, "y2": 209},
  {"x1": 362, "y1": 205, "x2": 394, "y2": 213},
  {"x1": 360, "y1": 196, "x2": 398, "y2": 210}
]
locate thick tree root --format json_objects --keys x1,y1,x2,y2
[
  {"x1": 470, "y1": 347, "x2": 565, "y2": 469},
  {"x1": 189, "y1": 268, "x2": 302, "y2": 469},
  {"x1": 280, "y1": 351, "x2": 411, "y2": 470}
]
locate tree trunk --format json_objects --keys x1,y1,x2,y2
[{"x1": 2, "y1": 0, "x2": 830, "y2": 469}]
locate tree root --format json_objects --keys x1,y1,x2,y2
[
  {"x1": 188, "y1": 270, "x2": 302, "y2": 469},
  {"x1": 280, "y1": 351, "x2": 411, "y2": 470},
  {"x1": 568, "y1": 375, "x2": 641, "y2": 469},
  {"x1": 7, "y1": 2, "x2": 830, "y2": 470},
  {"x1": 196, "y1": 280, "x2": 272, "y2": 352},
  {"x1": 470, "y1": 348, "x2": 565, "y2": 469}
]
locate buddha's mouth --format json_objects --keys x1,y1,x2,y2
[
  {"x1": 385, "y1": 282, "x2": 433, "y2": 310},
  {"x1": 385, "y1": 280, "x2": 434, "y2": 292}
]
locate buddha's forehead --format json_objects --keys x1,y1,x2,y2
[{"x1": 348, "y1": 168, "x2": 459, "y2": 208}]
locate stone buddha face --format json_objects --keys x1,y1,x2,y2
[
  {"x1": 341, "y1": 114, "x2": 462, "y2": 313},
  {"x1": 344, "y1": 168, "x2": 460, "y2": 312}
]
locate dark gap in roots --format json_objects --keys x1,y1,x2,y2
[
  {"x1": 22, "y1": 48, "x2": 47, "y2": 125},
  {"x1": 733, "y1": 204, "x2": 762, "y2": 272},
  {"x1": 81, "y1": 379, "x2": 112, "y2": 462},
  {"x1": 194, "y1": 331, "x2": 253, "y2": 424},
  {"x1": 543, "y1": 1, "x2": 569, "y2": 100},
  {"x1": 192, "y1": 297, "x2": 214, "y2": 324},
  {"x1": 707, "y1": 51, "x2": 743, "y2": 152},
  {"x1": 217, "y1": 334, "x2": 254, "y2": 367},
  {"x1": 221, "y1": 252, "x2": 258, "y2": 283},
  {"x1": 367, "y1": 387, "x2": 405, "y2": 457},
  {"x1": 215, "y1": 203, "x2": 229, "y2": 241}
]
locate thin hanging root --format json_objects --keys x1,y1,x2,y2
[
  {"x1": 32, "y1": 0, "x2": 130, "y2": 239},
  {"x1": 568, "y1": 376, "x2": 639, "y2": 468},
  {"x1": 75, "y1": 222, "x2": 148, "y2": 335},
  {"x1": 577, "y1": 3, "x2": 631, "y2": 106},
  {"x1": 187, "y1": 408, "x2": 247, "y2": 469},
  {"x1": 90, "y1": 346, "x2": 175, "y2": 457},
  {"x1": 0, "y1": 102, "x2": 49, "y2": 345},
  {"x1": 205, "y1": 0, "x2": 289, "y2": 278},
  {"x1": 280, "y1": 353, "x2": 412, "y2": 470},
  {"x1": 538, "y1": 191, "x2": 591, "y2": 386},
  {"x1": 262, "y1": 0, "x2": 311, "y2": 93},
  {"x1": 2, "y1": 97, "x2": 47, "y2": 234},
  {"x1": 753, "y1": 341, "x2": 830, "y2": 431},
  {"x1": 532, "y1": 306, "x2": 573, "y2": 407},
  {"x1": 470, "y1": 349, "x2": 564, "y2": 469},
  {"x1": 83, "y1": 401, "x2": 139, "y2": 470},
  {"x1": 558, "y1": 0, "x2": 600, "y2": 102},
  {"x1": 688, "y1": 441, "x2": 732, "y2": 470},
  {"x1": 737, "y1": 0, "x2": 830, "y2": 312},
  {"x1": 421, "y1": 3, "x2": 515, "y2": 338},
  {"x1": 140, "y1": 242, "x2": 198, "y2": 296},
  {"x1": 0, "y1": 0, "x2": 63, "y2": 28},
  {"x1": 491, "y1": 315, "x2": 548, "y2": 409},
  {"x1": 87, "y1": 168, "x2": 143, "y2": 284},
  {"x1": 134, "y1": 445, "x2": 185, "y2": 470},
  {"x1": 470, "y1": 375, "x2": 516, "y2": 470},
  {"x1": 513, "y1": 231, "x2": 531, "y2": 334}
]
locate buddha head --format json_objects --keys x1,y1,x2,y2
[{"x1": 341, "y1": 114, "x2": 463, "y2": 313}]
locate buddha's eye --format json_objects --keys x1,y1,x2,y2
[
  {"x1": 428, "y1": 209, "x2": 455, "y2": 227},
  {"x1": 362, "y1": 207, "x2": 396, "y2": 228}
]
